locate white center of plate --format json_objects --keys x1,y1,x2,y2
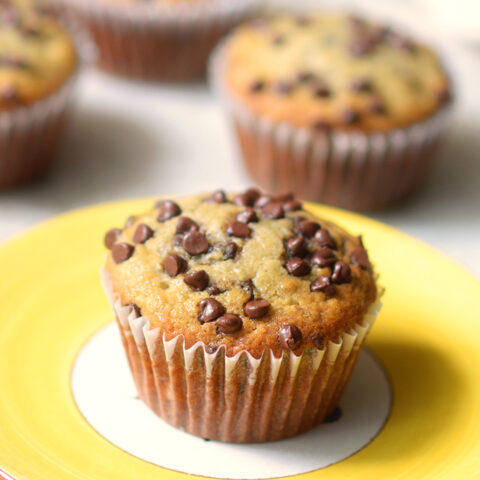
[{"x1": 71, "y1": 323, "x2": 391, "y2": 479}]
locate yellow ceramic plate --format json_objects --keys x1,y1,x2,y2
[{"x1": 0, "y1": 199, "x2": 479, "y2": 480}]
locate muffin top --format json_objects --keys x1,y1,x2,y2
[
  {"x1": 222, "y1": 13, "x2": 451, "y2": 133},
  {"x1": 0, "y1": 0, "x2": 77, "y2": 111},
  {"x1": 104, "y1": 189, "x2": 377, "y2": 358}
]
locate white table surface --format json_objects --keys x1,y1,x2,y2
[{"x1": 0, "y1": 0, "x2": 479, "y2": 278}]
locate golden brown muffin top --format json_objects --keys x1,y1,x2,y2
[
  {"x1": 0, "y1": 0, "x2": 77, "y2": 111},
  {"x1": 222, "y1": 13, "x2": 451, "y2": 133},
  {"x1": 104, "y1": 190, "x2": 377, "y2": 358}
]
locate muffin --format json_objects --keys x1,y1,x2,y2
[
  {"x1": 0, "y1": 0, "x2": 80, "y2": 189},
  {"x1": 100, "y1": 188, "x2": 381, "y2": 442},
  {"x1": 54, "y1": 0, "x2": 259, "y2": 82},
  {"x1": 210, "y1": 14, "x2": 452, "y2": 211}
]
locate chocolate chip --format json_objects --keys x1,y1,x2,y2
[
  {"x1": 216, "y1": 314, "x2": 243, "y2": 334},
  {"x1": 184, "y1": 270, "x2": 209, "y2": 291},
  {"x1": 206, "y1": 285, "x2": 223, "y2": 296},
  {"x1": 312, "y1": 84, "x2": 331, "y2": 98},
  {"x1": 286, "y1": 258, "x2": 311, "y2": 276},
  {"x1": 197, "y1": 298, "x2": 225, "y2": 323},
  {"x1": 298, "y1": 220, "x2": 320, "y2": 238},
  {"x1": 323, "y1": 406, "x2": 342, "y2": 423},
  {"x1": 133, "y1": 224, "x2": 154, "y2": 244},
  {"x1": 274, "y1": 193, "x2": 295, "y2": 202},
  {"x1": 112, "y1": 243, "x2": 134, "y2": 264},
  {"x1": 311, "y1": 247, "x2": 336, "y2": 268},
  {"x1": 331, "y1": 261, "x2": 352, "y2": 284},
  {"x1": 224, "y1": 242, "x2": 238, "y2": 260},
  {"x1": 297, "y1": 71, "x2": 316, "y2": 83},
  {"x1": 348, "y1": 37, "x2": 375, "y2": 57},
  {"x1": 340, "y1": 108, "x2": 359, "y2": 125},
  {"x1": 313, "y1": 120, "x2": 332, "y2": 133},
  {"x1": 311, "y1": 275, "x2": 335, "y2": 295},
  {"x1": 350, "y1": 247, "x2": 370, "y2": 269},
  {"x1": 350, "y1": 77, "x2": 372, "y2": 93},
  {"x1": 278, "y1": 324, "x2": 302, "y2": 350},
  {"x1": 183, "y1": 231, "x2": 209, "y2": 256},
  {"x1": 127, "y1": 303, "x2": 141, "y2": 317},
  {"x1": 176, "y1": 217, "x2": 198, "y2": 234},
  {"x1": 124, "y1": 216, "x2": 138, "y2": 228},
  {"x1": 283, "y1": 200, "x2": 302, "y2": 212},
  {"x1": 314, "y1": 228, "x2": 337, "y2": 249},
  {"x1": 240, "y1": 280, "x2": 255, "y2": 300},
  {"x1": 227, "y1": 221, "x2": 251, "y2": 238},
  {"x1": 157, "y1": 200, "x2": 181, "y2": 222},
  {"x1": 207, "y1": 190, "x2": 227, "y2": 203},
  {"x1": 254, "y1": 195, "x2": 274, "y2": 208},
  {"x1": 262, "y1": 202, "x2": 284, "y2": 219},
  {"x1": 236, "y1": 208, "x2": 258, "y2": 224},
  {"x1": 244, "y1": 299, "x2": 270, "y2": 319},
  {"x1": 249, "y1": 80, "x2": 266, "y2": 93},
  {"x1": 104, "y1": 228, "x2": 121, "y2": 250},
  {"x1": 368, "y1": 97, "x2": 386, "y2": 114},
  {"x1": 163, "y1": 254, "x2": 187, "y2": 277},
  {"x1": 286, "y1": 237, "x2": 308, "y2": 258},
  {"x1": 233, "y1": 189, "x2": 260, "y2": 207},
  {"x1": 275, "y1": 81, "x2": 294, "y2": 95}
]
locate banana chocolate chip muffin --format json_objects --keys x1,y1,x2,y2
[
  {"x1": 0, "y1": 0, "x2": 79, "y2": 188},
  {"x1": 211, "y1": 13, "x2": 452, "y2": 211},
  {"x1": 101, "y1": 188, "x2": 381, "y2": 442}
]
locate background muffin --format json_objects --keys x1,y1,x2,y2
[
  {"x1": 101, "y1": 188, "x2": 381, "y2": 442},
  {"x1": 0, "y1": 0, "x2": 80, "y2": 189},
  {"x1": 211, "y1": 13, "x2": 452, "y2": 211},
  {"x1": 54, "y1": 0, "x2": 259, "y2": 81}
]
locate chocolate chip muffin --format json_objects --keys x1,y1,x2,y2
[
  {"x1": 55, "y1": 0, "x2": 259, "y2": 81},
  {"x1": 0, "y1": 0, "x2": 80, "y2": 188},
  {"x1": 210, "y1": 13, "x2": 452, "y2": 211},
  {"x1": 101, "y1": 188, "x2": 381, "y2": 442}
]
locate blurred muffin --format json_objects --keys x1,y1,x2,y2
[
  {"x1": 210, "y1": 13, "x2": 452, "y2": 211},
  {"x1": 101, "y1": 188, "x2": 381, "y2": 442},
  {"x1": 54, "y1": 0, "x2": 259, "y2": 81},
  {"x1": 0, "y1": 0, "x2": 79, "y2": 189}
]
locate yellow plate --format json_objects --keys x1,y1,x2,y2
[{"x1": 0, "y1": 199, "x2": 479, "y2": 480}]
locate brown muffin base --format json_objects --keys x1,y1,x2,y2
[{"x1": 102, "y1": 269, "x2": 381, "y2": 443}]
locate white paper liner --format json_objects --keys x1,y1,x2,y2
[
  {"x1": 100, "y1": 267, "x2": 382, "y2": 443},
  {"x1": 209, "y1": 36, "x2": 452, "y2": 211},
  {"x1": 0, "y1": 16, "x2": 95, "y2": 189},
  {"x1": 54, "y1": 0, "x2": 260, "y2": 81}
]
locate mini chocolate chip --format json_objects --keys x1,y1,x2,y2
[
  {"x1": 368, "y1": 97, "x2": 386, "y2": 114},
  {"x1": 236, "y1": 208, "x2": 258, "y2": 224},
  {"x1": 275, "y1": 80, "x2": 294, "y2": 95},
  {"x1": 112, "y1": 243, "x2": 134, "y2": 264},
  {"x1": 262, "y1": 202, "x2": 284, "y2": 219},
  {"x1": 224, "y1": 242, "x2": 238, "y2": 260},
  {"x1": 286, "y1": 237, "x2": 308, "y2": 258},
  {"x1": 163, "y1": 254, "x2": 187, "y2": 277},
  {"x1": 349, "y1": 37, "x2": 375, "y2": 57},
  {"x1": 254, "y1": 195, "x2": 274, "y2": 208},
  {"x1": 206, "y1": 285, "x2": 223, "y2": 296},
  {"x1": 278, "y1": 324, "x2": 302, "y2": 350},
  {"x1": 350, "y1": 77, "x2": 372, "y2": 93},
  {"x1": 104, "y1": 228, "x2": 121, "y2": 250},
  {"x1": 184, "y1": 270, "x2": 209, "y2": 291},
  {"x1": 124, "y1": 215, "x2": 137, "y2": 228},
  {"x1": 176, "y1": 216, "x2": 198, "y2": 234},
  {"x1": 183, "y1": 231, "x2": 209, "y2": 256},
  {"x1": 331, "y1": 261, "x2": 352, "y2": 284},
  {"x1": 350, "y1": 247, "x2": 370, "y2": 269},
  {"x1": 233, "y1": 188, "x2": 260, "y2": 207},
  {"x1": 244, "y1": 299, "x2": 270, "y2": 319},
  {"x1": 340, "y1": 108, "x2": 359, "y2": 125},
  {"x1": 311, "y1": 247, "x2": 336, "y2": 268},
  {"x1": 240, "y1": 280, "x2": 255, "y2": 300},
  {"x1": 197, "y1": 298, "x2": 225, "y2": 323},
  {"x1": 323, "y1": 406, "x2": 342, "y2": 423},
  {"x1": 313, "y1": 120, "x2": 332, "y2": 133},
  {"x1": 272, "y1": 34, "x2": 286, "y2": 46},
  {"x1": 127, "y1": 302, "x2": 141, "y2": 317},
  {"x1": 286, "y1": 258, "x2": 311, "y2": 276},
  {"x1": 249, "y1": 80, "x2": 266, "y2": 93},
  {"x1": 312, "y1": 84, "x2": 331, "y2": 98},
  {"x1": 133, "y1": 224, "x2": 154, "y2": 244},
  {"x1": 216, "y1": 314, "x2": 243, "y2": 334},
  {"x1": 157, "y1": 200, "x2": 181, "y2": 222},
  {"x1": 311, "y1": 275, "x2": 335, "y2": 295},
  {"x1": 298, "y1": 220, "x2": 320, "y2": 238},
  {"x1": 227, "y1": 221, "x2": 251, "y2": 238},
  {"x1": 297, "y1": 71, "x2": 316, "y2": 83},
  {"x1": 207, "y1": 190, "x2": 227, "y2": 203},
  {"x1": 283, "y1": 200, "x2": 302, "y2": 212},
  {"x1": 314, "y1": 228, "x2": 337, "y2": 249}
]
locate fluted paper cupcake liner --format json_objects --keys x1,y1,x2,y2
[
  {"x1": 0, "y1": 18, "x2": 95, "y2": 190},
  {"x1": 101, "y1": 268, "x2": 381, "y2": 443},
  {"x1": 209, "y1": 38, "x2": 452, "y2": 212},
  {"x1": 55, "y1": 0, "x2": 259, "y2": 81}
]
